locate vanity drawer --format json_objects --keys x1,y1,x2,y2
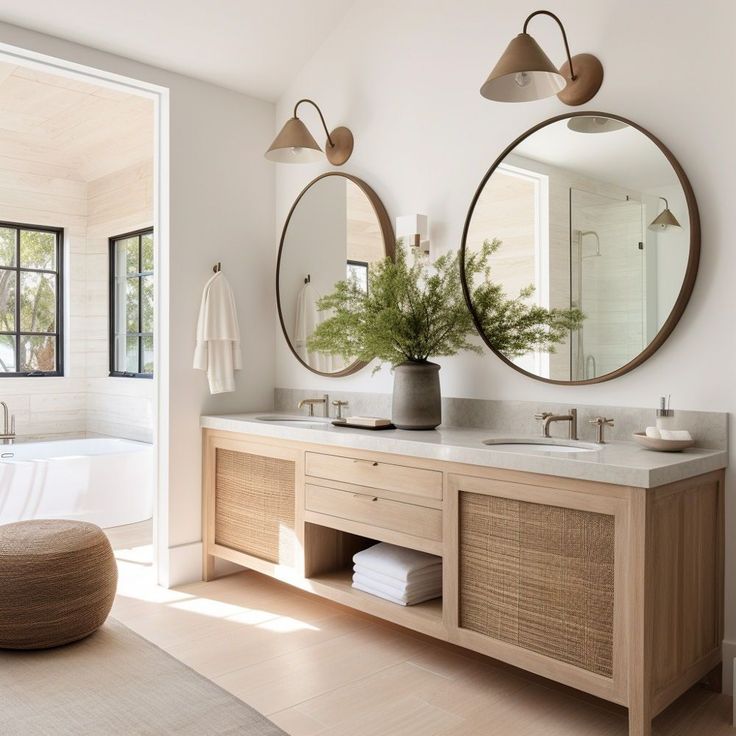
[
  {"x1": 305, "y1": 483, "x2": 442, "y2": 541},
  {"x1": 305, "y1": 451, "x2": 443, "y2": 501}
]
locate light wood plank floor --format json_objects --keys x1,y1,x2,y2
[{"x1": 105, "y1": 521, "x2": 734, "y2": 736}]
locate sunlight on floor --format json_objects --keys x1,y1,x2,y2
[{"x1": 109, "y1": 522, "x2": 320, "y2": 635}]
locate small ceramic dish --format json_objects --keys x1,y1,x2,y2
[{"x1": 632, "y1": 432, "x2": 695, "y2": 452}]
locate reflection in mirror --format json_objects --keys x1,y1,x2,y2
[
  {"x1": 277, "y1": 174, "x2": 393, "y2": 376},
  {"x1": 463, "y1": 114, "x2": 697, "y2": 384}
]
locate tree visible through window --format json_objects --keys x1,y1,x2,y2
[
  {"x1": 0, "y1": 222, "x2": 63, "y2": 376},
  {"x1": 110, "y1": 229, "x2": 153, "y2": 377}
]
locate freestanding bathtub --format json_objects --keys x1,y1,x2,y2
[{"x1": 0, "y1": 438, "x2": 153, "y2": 529}]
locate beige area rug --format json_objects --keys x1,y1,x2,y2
[{"x1": 0, "y1": 618, "x2": 286, "y2": 736}]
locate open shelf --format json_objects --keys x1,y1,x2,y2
[{"x1": 303, "y1": 521, "x2": 445, "y2": 638}]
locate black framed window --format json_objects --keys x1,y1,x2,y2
[
  {"x1": 346, "y1": 259, "x2": 369, "y2": 293},
  {"x1": 0, "y1": 221, "x2": 63, "y2": 376},
  {"x1": 109, "y1": 228, "x2": 153, "y2": 378}
]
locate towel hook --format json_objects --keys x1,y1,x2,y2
[
  {"x1": 213, "y1": 262, "x2": 221, "y2": 273},
  {"x1": 304, "y1": 273, "x2": 311, "y2": 284}
]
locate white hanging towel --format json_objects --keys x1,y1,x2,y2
[
  {"x1": 193, "y1": 271, "x2": 242, "y2": 394},
  {"x1": 294, "y1": 282, "x2": 334, "y2": 373}
]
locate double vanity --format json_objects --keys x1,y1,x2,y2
[{"x1": 201, "y1": 412, "x2": 725, "y2": 736}]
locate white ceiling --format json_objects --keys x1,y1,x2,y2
[
  {"x1": 0, "y1": 61, "x2": 153, "y2": 181},
  {"x1": 0, "y1": 0, "x2": 352, "y2": 102}
]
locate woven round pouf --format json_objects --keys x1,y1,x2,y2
[{"x1": 0, "y1": 519, "x2": 118, "y2": 649}]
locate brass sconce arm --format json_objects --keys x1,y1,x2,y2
[
  {"x1": 293, "y1": 98, "x2": 336, "y2": 149},
  {"x1": 522, "y1": 10, "x2": 576, "y2": 80}
]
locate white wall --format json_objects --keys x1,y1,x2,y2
[
  {"x1": 0, "y1": 20, "x2": 276, "y2": 585},
  {"x1": 272, "y1": 0, "x2": 736, "y2": 685}
]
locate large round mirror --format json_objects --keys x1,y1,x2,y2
[
  {"x1": 277, "y1": 173, "x2": 394, "y2": 376},
  {"x1": 461, "y1": 112, "x2": 699, "y2": 384}
]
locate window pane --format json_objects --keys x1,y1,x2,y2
[
  {"x1": 20, "y1": 335, "x2": 55, "y2": 372},
  {"x1": 141, "y1": 275, "x2": 153, "y2": 332},
  {"x1": 0, "y1": 228, "x2": 16, "y2": 267},
  {"x1": 142, "y1": 335, "x2": 154, "y2": 374},
  {"x1": 116, "y1": 237, "x2": 139, "y2": 274},
  {"x1": 0, "y1": 270, "x2": 16, "y2": 332},
  {"x1": 125, "y1": 336, "x2": 139, "y2": 373},
  {"x1": 20, "y1": 230, "x2": 56, "y2": 270},
  {"x1": 141, "y1": 232, "x2": 153, "y2": 272},
  {"x1": 126, "y1": 277, "x2": 139, "y2": 332},
  {"x1": 0, "y1": 334, "x2": 16, "y2": 372},
  {"x1": 20, "y1": 272, "x2": 56, "y2": 333}
]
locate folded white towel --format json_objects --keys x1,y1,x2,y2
[
  {"x1": 660, "y1": 429, "x2": 693, "y2": 441},
  {"x1": 645, "y1": 426, "x2": 661, "y2": 439},
  {"x1": 352, "y1": 580, "x2": 442, "y2": 607},
  {"x1": 353, "y1": 543, "x2": 441, "y2": 582},
  {"x1": 353, "y1": 564, "x2": 442, "y2": 589},
  {"x1": 352, "y1": 573, "x2": 442, "y2": 602}
]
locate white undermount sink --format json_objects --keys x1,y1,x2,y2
[
  {"x1": 482, "y1": 438, "x2": 601, "y2": 453},
  {"x1": 254, "y1": 415, "x2": 328, "y2": 425}
]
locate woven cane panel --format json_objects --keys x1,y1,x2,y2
[
  {"x1": 215, "y1": 449, "x2": 296, "y2": 565},
  {"x1": 459, "y1": 492, "x2": 615, "y2": 678}
]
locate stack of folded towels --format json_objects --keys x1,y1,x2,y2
[{"x1": 352, "y1": 542, "x2": 442, "y2": 606}]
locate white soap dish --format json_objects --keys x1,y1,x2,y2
[{"x1": 632, "y1": 432, "x2": 695, "y2": 452}]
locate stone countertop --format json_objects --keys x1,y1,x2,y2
[{"x1": 200, "y1": 413, "x2": 728, "y2": 489}]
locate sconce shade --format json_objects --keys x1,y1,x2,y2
[
  {"x1": 265, "y1": 117, "x2": 323, "y2": 163},
  {"x1": 567, "y1": 116, "x2": 628, "y2": 134},
  {"x1": 480, "y1": 33, "x2": 566, "y2": 102},
  {"x1": 649, "y1": 207, "x2": 681, "y2": 231}
]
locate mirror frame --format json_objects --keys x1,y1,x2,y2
[
  {"x1": 276, "y1": 172, "x2": 395, "y2": 377},
  {"x1": 460, "y1": 111, "x2": 701, "y2": 385}
]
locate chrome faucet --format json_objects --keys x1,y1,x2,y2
[
  {"x1": 298, "y1": 394, "x2": 329, "y2": 417},
  {"x1": 535, "y1": 408, "x2": 578, "y2": 440},
  {"x1": 0, "y1": 401, "x2": 16, "y2": 445}
]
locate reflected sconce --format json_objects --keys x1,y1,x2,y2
[
  {"x1": 396, "y1": 214, "x2": 430, "y2": 255},
  {"x1": 265, "y1": 98, "x2": 353, "y2": 165},
  {"x1": 567, "y1": 116, "x2": 627, "y2": 134},
  {"x1": 648, "y1": 197, "x2": 681, "y2": 231},
  {"x1": 480, "y1": 10, "x2": 603, "y2": 106}
]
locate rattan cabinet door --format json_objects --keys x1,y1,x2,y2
[
  {"x1": 214, "y1": 447, "x2": 297, "y2": 566},
  {"x1": 458, "y1": 490, "x2": 615, "y2": 678}
]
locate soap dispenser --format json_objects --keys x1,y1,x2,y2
[{"x1": 656, "y1": 395, "x2": 676, "y2": 431}]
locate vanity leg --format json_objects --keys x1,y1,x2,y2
[
  {"x1": 628, "y1": 489, "x2": 653, "y2": 736},
  {"x1": 203, "y1": 551, "x2": 215, "y2": 582},
  {"x1": 627, "y1": 705, "x2": 652, "y2": 736}
]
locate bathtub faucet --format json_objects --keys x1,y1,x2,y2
[{"x1": 0, "y1": 402, "x2": 15, "y2": 445}]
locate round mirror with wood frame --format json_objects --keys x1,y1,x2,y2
[
  {"x1": 460, "y1": 111, "x2": 700, "y2": 385},
  {"x1": 277, "y1": 172, "x2": 394, "y2": 377}
]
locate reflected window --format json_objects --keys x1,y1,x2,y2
[
  {"x1": 110, "y1": 228, "x2": 154, "y2": 377},
  {"x1": 0, "y1": 221, "x2": 63, "y2": 376},
  {"x1": 346, "y1": 260, "x2": 368, "y2": 293}
]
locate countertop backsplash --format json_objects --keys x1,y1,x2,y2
[{"x1": 274, "y1": 388, "x2": 729, "y2": 450}]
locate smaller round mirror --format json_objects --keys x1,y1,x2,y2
[{"x1": 277, "y1": 173, "x2": 394, "y2": 376}]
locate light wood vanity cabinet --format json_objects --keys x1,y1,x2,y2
[{"x1": 202, "y1": 428, "x2": 724, "y2": 736}]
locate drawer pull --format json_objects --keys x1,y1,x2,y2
[
  {"x1": 353, "y1": 493, "x2": 378, "y2": 502},
  {"x1": 353, "y1": 459, "x2": 379, "y2": 467}
]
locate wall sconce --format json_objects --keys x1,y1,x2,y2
[
  {"x1": 265, "y1": 98, "x2": 353, "y2": 165},
  {"x1": 649, "y1": 197, "x2": 681, "y2": 231},
  {"x1": 396, "y1": 214, "x2": 430, "y2": 255},
  {"x1": 480, "y1": 10, "x2": 603, "y2": 106}
]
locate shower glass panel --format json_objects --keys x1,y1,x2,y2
[{"x1": 570, "y1": 189, "x2": 644, "y2": 380}]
